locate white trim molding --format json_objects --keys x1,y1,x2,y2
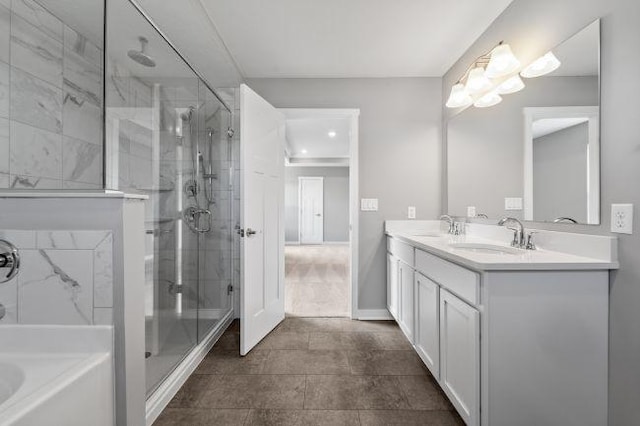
[
  {"x1": 355, "y1": 309, "x2": 394, "y2": 321},
  {"x1": 523, "y1": 106, "x2": 600, "y2": 224}
]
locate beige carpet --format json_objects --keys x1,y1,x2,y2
[{"x1": 284, "y1": 245, "x2": 350, "y2": 317}]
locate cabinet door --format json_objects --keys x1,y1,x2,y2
[
  {"x1": 398, "y1": 260, "x2": 415, "y2": 342},
  {"x1": 414, "y1": 272, "x2": 439, "y2": 378},
  {"x1": 440, "y1": 289, "x2": 479, "y2": 426},
  {"x1": 387, "y1": 253, "x2": 399, "y2": 320}
]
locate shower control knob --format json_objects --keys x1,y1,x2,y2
[{"x1": 0, "y1": 239, "x2": 20, "y2": 283}]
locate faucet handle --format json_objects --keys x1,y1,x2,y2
[
  {"x1": 525, "y1": 231, "x2": 537, "y2": 250},
  {"x1": 506, "y1": 227, "x2": 520, "y2": 247}
]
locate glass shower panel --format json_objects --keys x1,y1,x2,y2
[
  {"x1": 195, "y1": 82, "x2": 233, "y2": 341},
  {"x1": 105, "y1": 0, "x2": 200, "y2": 395}
]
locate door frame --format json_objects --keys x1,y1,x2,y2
[
  {"x1": 280, "y1": 108, "x2": 359, "y2": 319},
  {"x1": 298, "y1": 176, "x2": 324, "y2": 244}
]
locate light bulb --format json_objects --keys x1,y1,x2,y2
[
  {"x1": 465, "y1": 67, "x2": 492, "y2": 94},
  {"x1": 445, "y1": 83, "x2": 473, "y2": 108},
  {"x1": 520, "y1": 51, "x2": 561, "y2": 78},
  {"x1": 496, "y1": 75, "x2": 525, "y2": 95},
  {"x1": 328, "y1": 131, "x2": 336, "y2": 138},
  {"x1": 485, "y1": 44, "x2": 521, "y2": 78},
  {"x1": 474, "y1": 91, "x2": 502, "y2": 108}
]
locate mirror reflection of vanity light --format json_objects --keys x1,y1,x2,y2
[
  {"x1": 474, "y1": 91, "x2": 502, "y2": 108},
  {"x1": 496, "y1": 75, "x2": 526, "y2": 94},
  {"x1": 521, "y1": 52, "x2": 562, "y2": 78}
]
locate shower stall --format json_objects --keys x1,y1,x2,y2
[
  {"x1": 104, "y1": 0, "x2": 237, "y2": 396},
  {"x1": 0, "y1": 0, "x2": 240, "y2": 413}
]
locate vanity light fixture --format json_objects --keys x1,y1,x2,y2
[
  {"x1": 521, "y1": 51, "x2": 561, "y2": 78},
  {"x1": 301, "y1": 149, "x2": 308, "y2": 154},
  {"x1": 328, "y1": 131, "x2": 336, "y2": 138},
  {"x1": 474, "y1": 90, "x2": 502, "y2": 108},
  {"x1": 496, "y1": 75, "x2": 525, "y2": 94},
  {"x1": 446, "y1": 83, "x2": 474, "y2": 108},
  {"x1": 485, "y1": 43, "x2": 521, "y2": 78},
  {"x1": 465, "y1": 67, "x2": 493, "y2": 94}
]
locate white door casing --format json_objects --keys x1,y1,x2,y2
[
  {"x1": 299, "y1": 177, "x2": 324, "y2": 244},
  {"x1": 240, "y1": 84, "x2": 286, "y2": 356}
]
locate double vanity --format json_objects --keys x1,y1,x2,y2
[{"x1": 385, "y1": 220, "x2": 618, "y2": 426}]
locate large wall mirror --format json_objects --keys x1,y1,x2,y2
[{"x1": 447, "y1": 20, "x2": 600, "y2": 225}]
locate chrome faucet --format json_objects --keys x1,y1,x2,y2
[
  {"x1": 498, "y1": 217, "x2": 525, "y2": 248},
  {"x1": 440, "y1": 215, "x2": 455, "y2": 234}
]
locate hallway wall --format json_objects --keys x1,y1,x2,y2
[
  {"x1": 285, "y1": 166, "x2": 350, "y2": 243},
  {"x1": 248, "y1": 78, "x2": 442, "y2": 312}
]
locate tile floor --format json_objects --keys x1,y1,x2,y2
[
  {"x1": 285, "y1": 245, "x2": 350, "y2": 317},
  {"x1": 154, "y1": 318, "x2": 464, "y2": 425}
]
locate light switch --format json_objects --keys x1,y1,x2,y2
[
  {"x1": 611, "y1": 204, "x2": 633, "y2": 234},
  {"x1": 467, "y1": 206, "x2": 477, "y2": 217},
  {"x1": 360, "y1": 198, "x2": 379, "y2": 212},
  {"x1": 505, "y1": 197, "x2": 523, "y2": 211},
  {"x1": 408, "y1": 206, "x2": 416, "y2": 219}
]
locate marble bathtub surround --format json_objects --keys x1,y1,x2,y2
[
  {"x1": 10, "y1": 66, "x2": 62, "y2": 133},
  {"x1": 0, "y1": 229, "x2": 113, "y2": 325},
  {"x1": 0, "y1": 4, "x2": 9, "y2": 64},
  {"x1": 0, "y1": 0, "x2": 104, "y2": 189},
  {"x1": 10, "y1": 12, "x2": 63, "y2": 87},
  {"x1": 0, "y1": 60, "x2": 8, "y2": 118},
  {"x1": 11, "y1": 0, "x2": 63, "y2": 43},
  {"x1": 10, "y1": 119, "x2": 62, "y2": 179}
]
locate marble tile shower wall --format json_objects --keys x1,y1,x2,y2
[
  {"x1": 0, "y1": 230, "x2": 113, "y2": 325},
  {"x1": 0, "y1": 0, "x2": 103, "y2": 189}
]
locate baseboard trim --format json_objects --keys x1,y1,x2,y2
[
  {"x1": 322, "y1": 241, "x2": 349, "y2": 245},
  {"x1": 145, "y1": 311, "x2": 234, "y2": 425},
  {"x1": 355, "y1": 309, "x2": 393, "y2": 320},
  {"x1": 285, "y1": 241, "x2": 300, "y2": 246}
]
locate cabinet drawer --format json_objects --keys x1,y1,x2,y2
[
  {"x1": 387, "y1": 237, "x2": 414, "y2": 267},
  {"x1": 415, "y1": 249, "x2": 479, "y2": 306}
]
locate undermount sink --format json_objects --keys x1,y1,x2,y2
[{"x1": 449, "y1": 242, "x2": 522, "y2": 255}]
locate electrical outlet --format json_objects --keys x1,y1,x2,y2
[
  {"x1": 408, "y1": 206, "x2": 416, "y2": 219},
  {"x1": 611, "y1": 204, "x2": 633, "y2": 234},
  {"x1": 467, "y1": 206, "x2": 477, "y2": 217},
  {"x1": 505, "y1": 197, "x2": 523, "y2": 211}
]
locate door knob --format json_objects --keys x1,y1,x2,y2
[{"x1": 0, "y1": 239, "x2": 20, "y2": 283}]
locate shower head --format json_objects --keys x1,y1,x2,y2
[
  {"x1": 128, "y1": 37, "x2": 156, "y2": 67},
  {"x1": 180, "y1": 106, "x2": 195, "y2": 121}
]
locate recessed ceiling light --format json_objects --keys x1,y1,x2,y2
[
  {"x1": 301, "y1": 149, "x2": 308, "y2": 154},
  {"x1": 328, "y1": 131, "x2": 337, "y2": 138}
]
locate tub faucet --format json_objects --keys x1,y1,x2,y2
[
  {"x1": 498, "y1": 217, "x2": 525, "y2": 248},
  {"x1": 440, "y1": 215, "x2": 455, "y2": 234}
]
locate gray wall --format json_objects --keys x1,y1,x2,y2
[
  {"x1": 247, "y1": 78, "x2": 442, "y2": 310},
  {"x1": 533, "y1": 122, "x2": 588, "y2": 222},
  {"x1": 442, "y1": 1, "x2": 640, "y2": 424},
  {"x1": 447, "y1": 76, "x2": 598, "y2": 220},
  {"x1": 285, "y1": 166, "x2": 350, "y2": 243}
]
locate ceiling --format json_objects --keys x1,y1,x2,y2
[
  {"x1": 532, "y1": 118, "x2": 589, "y2": 139},
  {"x1": 550, "y1": 20, "x2": 599, "y2": 77},
  {"x1": 285, "y1": 117, "x2": 351, "y2": 160},
  {"x1": 198, "y1": 0, "x2": 515, "y2": 78}
]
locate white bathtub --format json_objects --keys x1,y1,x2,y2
[{"x1": 0, "y1": 326, "x2": 114, "y2": 426}]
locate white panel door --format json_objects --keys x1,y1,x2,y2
[
  {"x1": 398, "y1": 260, "x2": 414, "y2": 343},
  {"x1": 440, "y1": 289, "x2": 480, "y2": 426},
  {"x1": 299, "y1": 177, "x2": 324, "y2": 244},
  {"x1": 387, "y1": 253, "x2": 399, "y2": 320},
  {"x1": 240, "y1": 84, "x2": 285, "y2": 356},
  {"x1": 414, "y1": 272, "x2": 440, "y2": 378}
]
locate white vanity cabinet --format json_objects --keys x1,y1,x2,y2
[
  {"x1": 386, "y1": 232, "x2": 610, "y2": 426},
  {"x1": 414, "y1": 272, "x2": 440, "y2": 378},
  {"x1": 439, "y1": 288, "x2": 479, "y2": 426},
  {"x1": 386, "y1": 253, "x2": 399, "y2": 320},
  {"x1": 397, "y1": 260, "x2": 415, "y2": 342}
]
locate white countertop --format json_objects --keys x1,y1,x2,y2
[
  {"x1": 387, "y1": 230, "x2": 619, "y2": 272},
  {"x1": 0, "y1": 190, "x2": 148, "y2": 200}
]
